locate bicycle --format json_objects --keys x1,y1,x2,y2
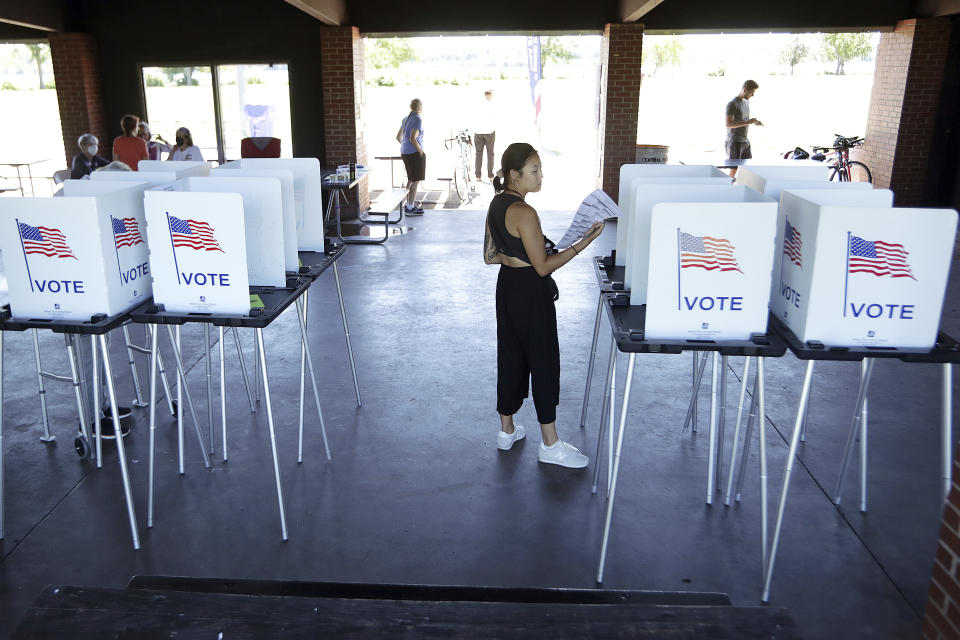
[
  {"x1": 813, "y1": 134, "x2": 873, "y2": 183},
  {"x1": 444, "y1": 129, "x2": 475, "y2": 200}
]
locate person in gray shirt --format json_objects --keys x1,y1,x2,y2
[{"x1": 725, "y1": 80, "x2": 763, "y2": 177}]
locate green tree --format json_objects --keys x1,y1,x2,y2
[
  {"x1": 26, "y1": 44, "x2": 48, "y2": 89},
  {"x1": 779, "y1": 37, "x2": 809, "y2": 75},
  {"x1": 647, "y1": 37, "x2": 683, "y2": 75},
  {"x1": 163, "y1": 67, "x2": 198, "y2": 86},
  {"x1": 367, "y1": 38, "x2": 416, "y2": 70},
  {"x1": 820, "y1": 33, "x2": 872, "y2": 75},
  {"x1": 541, "y1": 37, "x2": 575, "y2": 71}
]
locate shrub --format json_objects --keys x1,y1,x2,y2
[
  {"x1": 1, "y1": 81, "x2": 17, "y2": 91},
  {"x1": 145, "y1": 75, "x2": 165, "y2": 87},
  {"x1": 246, "y1": 76, "x2": 264, "y2": 84}
]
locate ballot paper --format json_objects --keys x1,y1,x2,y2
[{"x1": 557, "y1": 189, "x2": 621, "y2": 249}]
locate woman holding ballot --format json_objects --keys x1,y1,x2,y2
[{"x1": 484, "y1": 142, "x2": 604, "y2": 468}]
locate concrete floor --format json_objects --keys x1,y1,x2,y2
[{"x1": 0, "y1": 208, "x2": 957, "y2": 639}]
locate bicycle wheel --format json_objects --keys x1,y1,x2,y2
[
  {"x1": 453, "y1": 160, "x2": 467, "y2": 199},
  {"x1": 847, "y1": 161, "x2": 872, "y2": 183}
]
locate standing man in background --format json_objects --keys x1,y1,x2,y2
[
  {"x1": 725, "y1": 80, "x2": 762, "y2": 177},
  {"x1": 474, "y1": 89, "x2": 497, "y2": 182}
]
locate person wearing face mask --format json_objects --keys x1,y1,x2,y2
[
  {"x1": 138, "y1": 121, "x2": 171, "y2": 162},
  {"x1": 70, "y1": 133, "x2": 110, "y2": 179},
  {"x1": 112, "y1": 114, "x2": 149, "y2": 170},
  {"x1": 483, "y1": 142, "x2": 605, "y2": 468},
  {"x1": 167, "y1": 127, "x2": 204, "y2": 161}
]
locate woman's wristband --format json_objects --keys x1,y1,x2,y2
[{"x1": 571, "y1": 244, "x2": 580, "y2": 256}]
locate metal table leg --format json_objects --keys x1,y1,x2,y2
[
  {"x1": 757, "y1": 357, "x2": 769, "y2": 577},
  {"x1": 164, "y1": 326, "x2": 211, "y2": 470},
  {"x1": 592, "y1": 338, "x2": 617, "y2": 495},
  {"x1": 253, "y1": 329, "x2": 260, "y2": 404},
  {"x1": 204, "y1": 324, "x2": 214, "y2": 455},
  {"x1": 832, "y1": 359, "x2": 875, "y2": 507},
  {"x1": 597, "y1": 352, "x2": 636, "y2": 584},
  {"x1": 255, "y1": 328, "x2": 288, "y2": 541},
  {"x1": 724, "y1": 356, "x2": 752, "y2": 506},
  {"x1": 706, "y1": 353, "x2": 719, "y2": 504},
  {"x1": 717, "y1": 354, "x2": 729, "y2": 492},
  {"x1": 683, "y1": 352, "x2": 708, "y2": 433},
  {"x1": 231, "y1": 327, "x2": 256, "y2": 413},
  {"x1": 122, "y1": 325, "x2": 147, "y2": 407},
  {"x1": 859, "y1": 359, "x2": 869, "y2": 512},
  {"x1": 580, "y1": 292, "x2": 603, "y2": 428},
  {"x1": 97, "y1": 334, "x2": 140, "y2": 550},
  {"x1": 92, "y1": 335, "x2": 102, "y2": 468},
  {"x1": 762, "y1": 359, "x2": 816, "y2": 602},
  {"x1": 295, "y1": 297, "x2": 331, "y2": 461},
  {"x1": 734, "y1": 376, "x2": 761, "y2": 503},
  {"x1": 219, "y1": 327, "x2": 227, "y2": 461},
  {"x1": 65, "y1": 335, "x2": 92, "y2": 457},
  {"x1": 176, "y1": 327, "x2": 184, "y2": 473},
  {"x1": 943, "y1": 363, "x2": 953, "y2": 505},
  {"x1": 147, "y1": 325, "x2": 158, "y2": 527},
  {"x1": 334, "y1": 262, "x2": 362, "y2": 407},
  {"x1": 298, "y1": 289, "x2": 308, "y2": 463},
  {"x1": 31, "y1": 329, "x2": 55, "y2": 443}
]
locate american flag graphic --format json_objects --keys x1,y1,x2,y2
[
  {"x1": 18, "y1": 222, "x2": 78, "y2": 259},
  {"x1": 783, "y1": 219, "x2": 802, "y2": 267},
  {"x1": 168, "y1": 215, "x2": 224, "y2": 252},
  {"x1": 111, "y1": 216, "x2": 143, "y2": 249},
  {"x1": 680, "y1": 232, "x2": 742, "y2": 272},
  {"x1": 848, "y1": 235, "x2": 915, "y2": 279}
]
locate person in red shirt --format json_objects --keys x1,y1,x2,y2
[{"x1": 112, "y1": 114, "x2": 149, "y2": 170}]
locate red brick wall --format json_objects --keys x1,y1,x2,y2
[
  {"x1": 320, "y1": 26, "x2": 369, "y2": 215},
  {"x1": 923, "y1": 457, "x2": 960, "y2": 639},
  {"x1": 47, "y1": 33, "x2": 107, "y2": 168},
  {"x1": 599, "y1": 23, "x2": 644, "y2": 202},
  {"x1": 861, "y1": 18, "x2": 953, "y2": 206}
]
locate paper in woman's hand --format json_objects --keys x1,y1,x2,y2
[{"x1": 557, "y1": 189, "x2": 622, "y2": 249}]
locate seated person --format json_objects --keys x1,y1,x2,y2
[
  {"x1": 70, "y1": 133, "x2": 110, "y2": 179},
  {"x1": 167, "y1": 127, "x2": 204, "y2": 161},
  {"x1": 112, "y1": 113, "x2": 149, "y2": 170}
]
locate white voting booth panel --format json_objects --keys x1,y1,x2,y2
[
  {"x1": 616, "y1": 164, "x2": 729, "y2": 267},
  {"x1": 178, "y1": 176, "x2": 286, "y2": 287},
  {"x1": 644, "y1": 197, "x2": 778, "y2": 340},
  {"x1": 735, "y1": 165, "x2": 830, "y2": 194},
  {"x1": 90, "y1": 171, "x2": 181, "y2": 186},
  {"x1": 211, "y1": 166, "x2": 298, "y2": 272},
  {"x1": 144, "y1": 190, "x2": 251, "y2": 315},
  {"x1": 0, "y1": 192, "x2": 152, "y2": 320},
  {"x1": 626, "y1": 185, "x2": 761, "y2": 301},
  {"x1": 219, "y1": 158, "x2": 324, "y2": 250},
  {"x1": 137, "y1": 160, "x2": 210, "y2": 177},
  {"x1": 754, "y1": 179, "x2": 872, "y2": 202},
  {"x1": 772, "y1": 189, "x2": 954, "y2": 349}
]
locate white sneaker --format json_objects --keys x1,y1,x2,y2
[
  {"x1": 497, "y1": 424, "x2": 526, "y2": 451},
  {"x1": 538, "y1": 440, "x2": 588, "y2": 468}
]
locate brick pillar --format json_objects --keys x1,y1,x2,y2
[
  {"x1": 320, "y1": 26, "x2": 369, "y2": 216},
  {"x1": 599, "y1": 23, "x2": 644, "y2": 202},
  {"x1": 861, "y1": 18, "x2": 953, "y2": 206},
  {"x1": 47, "y1": 33, "x2": 107, "y2": 169},
  {"x1": 923, "y1": 450, "x2": 960, "y2": 638}
]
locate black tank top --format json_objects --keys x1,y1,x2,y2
[{"x1": 486, "y1": 192, "x2": 555, "y2": 263}]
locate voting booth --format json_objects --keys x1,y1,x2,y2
[
  {"x1": 137, "y1": 160, "x2": 210, "y2": 177},
  {"x1": 771, "y1": 188, "x2": 955, "y2": 349},
  {"x1": 211, "y1": 166, "x2": 298, "y2": 272},
  {"x1": 178, "y1": 176, "x2": 287, "y2": 287},
  {"x1": 616, "y1": 165, "x2": 730, "y2": 270},
  {"x1": 219, "y1": 158, "x2": 325, "y2": 250},
  {"x1": 90, "y1": 170, "x2": 182, "y2": 186},
  {"x1": 0, "y1": 185, "x2": 152, "y2": 320},
  {"x1": 642, "y1": 187, "x2": 778, "y2": 340},
  {"x1": 144, "y1": 189, "x2": 251, "y2": 315},
  {"x1": 735, "y1": 164, "x2": 830, "y2": 194},
  {"x1": 744, "y1": 177, "x2": 872, "y2": 203},
  {"x1": 627, "y1": 185, "x2": 767, "y2": 303}
]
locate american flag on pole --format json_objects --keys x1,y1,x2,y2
[
  {"x1": 848, "y1": 235, "x2": 915, "y2": 279},
  {"x1": 526, "y1": 36, "x2": 542, "y2": 127},
  {"x1": 680, "y1": 232, "x2": 742, "y2": 272},
  {"x1": 18, "y1": 222, "x2": 78, "y2": 259},
  {"x1": 168, "y1": 215, "x2": 224, "y2": 252},
  {"x1": 783, "y1": 219, "x2": 802, "y2": 267},
  {"x1": 111, "y1": 216, "x2": 144, "y2": 249}
]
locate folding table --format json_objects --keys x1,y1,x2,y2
[
  {"x1": 321, "y1": 169, "x2": 395, "y2": 245},
  {"x1": 592, "y1": 293, "x2": 787, "y2": 584},
  {"x1": 759, "y1": 316, "x2": 960, "y2": 601},
  {"x1": 0, "y1": 305, "x2": 141, "y2": 548}
]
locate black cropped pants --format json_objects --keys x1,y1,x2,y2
[{"x1": 496, "y1": 265, "x2": 560, "y2": 424}]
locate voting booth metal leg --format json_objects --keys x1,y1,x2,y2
[
  {"x1": 295, "y1": 297, "x2": 331, "y2": 461},
  {"x1": 147, "y1": 325, "x2": 158, "y2": 528},
  {"x1": 255, "y1": 328, "x2": 288, "y2": 541},
  {"x1": 735, "y1": 377, "x2": 761, "y2": 503},
  {"x1": 717, "y1": 355, "x2": 729, "y2": 493},
  {"x1": 91, "y1": 335, "x2": 102, "y2": 468},
  {"x1": 333, "y1": 263, "x2": 362, "y2": 408},
  {"x1": 683, "y1": 353, "x2": 709, "y2": 433},
  {"x1": 297, "y1": 290, "x2": 308, "y2": 463},
  {"x1": 943, "y1": 364, "x2": 953, "y2": 505},
  {"x1": 581, "y1": 293, "x2": 604, "y2": 429},
  {"x1": 31, "y1": 330, "x2": 55, "y2": 443},
  {"x1": 832, "y1": 359, "x2": 876, "y2": 508},
  {"x1": 164, "y1": 326, "x2": 211, "y2": 471},
  {"x1": 219, "y1": 327, "x2": 227, "y2": 461},
  {"x1": 253, "y1": 329, "x2": 260, "y2": 404},
  {"x1": 597, "y1": 352, "x2": 636, "y2": 584},
  {"x1": 65, "y1": 337, "x2": 93, "y2": 460},
  {"x1": 121, "y1": 326, "x2": 147, "y2": 408},
  {"x1": 97, "y1": 334, "x2": 140, "y2": 550},
  {"x1": 204, "y1": 325, "x2": 215, "y2": 456},
  {"x1": 176, "y1": 327, "x2": 184, "y2": 473},
  {"x1": 592, "y1": 338, "x2": 617, "y2": 495},
  {"x1": 859, "y1": 360, "x2": 869, "y2": 512},
  {"x1": 231, "y1": 327, "x2": 256, "y2": 414},
  {"x1": 132, "y1": 326, "x2": 175, "y2": 417},
  {"x1": 762, "y1": 360, "x2": 816, "y2": 603},
  {"x1": 757, "y1": 357, "x2": 770, "y2": 578},
  {"x1": 706, "y1": 353, "x2": 720, "y2": 505},
  {"x1": 725, "y1": 357, "x2": 752, "y2": 506}
]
